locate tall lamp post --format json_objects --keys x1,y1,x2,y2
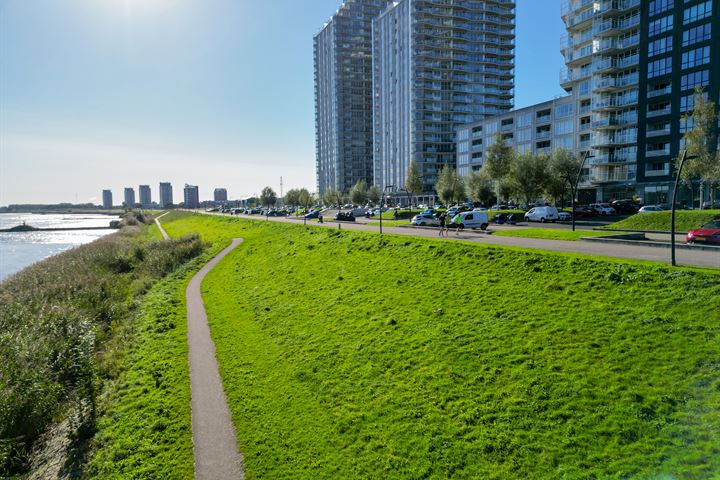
[
  {"x1": 569, "y1": 151, "x2": 591, "y2": 232},
  {"x1": 379, "y1": 185, "x2": 395, "y2": 235},
  {"x1": 671, "y1": 150, "x2": 693, "y2": 266}
]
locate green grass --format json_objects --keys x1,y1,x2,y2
[
  {"x1": 157, "y1": 212, "x2": 720, "y2": 479},
  {"x1": 492, "y1": 227, "x2": 614, "y2": 241},
  {"x1": 367, "y1": 219, "x2": 413, "y2": 227},
  {"x1": 604, "y1": 210, "x2": 720, "y2": 233}
]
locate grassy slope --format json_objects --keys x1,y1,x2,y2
[
  {"x1": 158, "y1": 213, "x2": 720, "y2": 480},
  {"x1": 492, "y1": 228, "x2": 613, "y2": 241},
  {"x1": 604, "y1": 210, "x2": 720, "y2": 233},
  {"x1": 84, "y1": 221, "x2": 223, "y2": 479}
]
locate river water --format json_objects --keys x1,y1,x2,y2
[{"x1": 0, "y1": 213, "x2": 119, "y2": 282}]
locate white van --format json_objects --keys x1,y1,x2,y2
[
  {"x1": 451, "y1": 211, "x2": 490, "y2": 230},
  {"x1": 524, "y1": 206, "x2": 559, "y2": 223}
]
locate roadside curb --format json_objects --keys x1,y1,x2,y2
[{"x1": 581, "y1": 235, "x2": 720, "y2": 252}]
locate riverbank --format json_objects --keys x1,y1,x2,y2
[{"x1": 0, "y1": 215, "x2": 206, "y2": 477}]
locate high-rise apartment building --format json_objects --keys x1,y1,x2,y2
[
  {"x1": 561, "y1": 0, "x2": 719, "y2": 204},
  {"x1": 102, "y1": 189, "x2": 113, "y2": 209},
  {"x1": 139, "y1": 185, "x2": 151, "y2": 208},
  {"x1": 123, "y1": 188, "x2": 135, "y2": 208},
  {"x1": 214, "y1": 188, "x2": 228, "y2": 203},
  {"x1": 159, "y1": 182, "x2": 173, "y2": 208},
  {"x1": 373, "y1": 0, "x2": 516, "y2": 193},
  {"x1": 314, "y1": 0, "x2": 393, "y2": 196},
  {"x1": 184, "y1": 184, "x2": 199, "y2": 209}
]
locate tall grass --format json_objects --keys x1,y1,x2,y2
[{"x1": 0, "y1": 224, "x2": 204, "y2": 476}]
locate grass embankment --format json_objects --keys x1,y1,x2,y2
[
  {"x1": 0, "y1": 215, "x2": 205, "y2": 477},
  {"x1": 492, "y1": 227, "x2": 613, "y2": 241},
  {"x1": 159, "y1": 213, "x2": 720, "y2": 479},
  {"x1": 604, "y1": 210, "x2": 720, "y2": 232}
]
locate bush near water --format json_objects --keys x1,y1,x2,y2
[{"x1": 0, "y1": 215, "x2": 204, "y2": 476}]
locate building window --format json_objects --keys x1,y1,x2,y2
[
  {"x1": 649, "y1": 0, "x2": 674, "y2": 16},
  {"x1": 471, "y1": 125, "x2": 483, "y2": 134},
  {"x1": 679, "y1": 117, "x2": 695, "y2": 133},
  {"x1": 648, "y1": 36, "x2": 672, "y2": 57},
  {"x1": 517, "y1": 128, "x2": 532, "y2": 142},
  {"x1": 458, "y1": 153, "x2": 470, "y2": 165},
  {"x1": 579, "y1": 80, "x2": 590, "y2": 96},
  {"x1": 555, "y1": 136, "x2": 573, "y2": 149},
  {"x1": 648, "y1": 57, "x2": 672, "y2": 78},
  {"x1": 680, "y1": 91, "x2": 708, "y2": 111},
  {"x1": 683, "y1": 1, "x2": 712, "y2": 24},
  {"x1": 459, "y1": 141, "x2": 469, "y2": 153},
  {"x1": 681, "y1": 46, "x2": 710, "y2": 69},
  {"x1": 648, "y1": 14, "x2": 673, "y2": 37},
  {"x1": 683, "y1": 0, "x2": 712, "y2": 25},
  {"x1": 485, "y1": 122, "x2": 498, "y2": 135},
  {"x1": 458, "y1": 129, "x2": 469, "y2": 141},
  {"x1": 555, "y1": 119, "x2": 573, "y2": 135},
  {"x1": 471, "y1": 152, "x2": 483, "y2": 159},
  {"x1": 682, "y1": 23, "x2": 711, "y2": 47},
  {"x1": 555, "y1": 103, "x2": 573, "y2": 119},
  {"x1": 517, "y1": 113, "x2": 532, "y2": 128},
  {"x1": 680, "y1": 69, "x2": 709, "y2": 91},
  {"x1": 471, "y1": 138, "x2": 483, "y2": 147}
]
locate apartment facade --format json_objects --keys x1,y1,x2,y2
[
  {"x1": 314, "y1": 0, "x2": 393, "y2": 196},
  {"x1": 123, "y1": 188, "x2": 135, "y2": 208},
  {"x1": 214, "y1": 188, "x2": 228, "y2": 203},
  {"x1": 456, "y1": 94, "x2": 586, "y2": 176},
  {"x1": 560, "y1": 0, "x2": 719, "y2": 204},
  {"x1": 184, "y1": 184, "x2": 199, "y2": 209},
  {"x1": 373, "y1": 0, "x2": 516, "y2": 193},
  {"x1": 159, "y1": 182, "x2": 173, "y2": 208},
  {"x1": 139, "y1": 185, "x2": 151, "y2": 208},
  {"x1": 102, "y1": 190, "x2": 113, "y2": 209}
]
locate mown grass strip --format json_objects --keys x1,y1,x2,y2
[
  {"x1": 491, "y1": 227, "x2": 613, "y2": 241},
  {"x1": 157, "y1": 212, "x2": 720, "y2": 479},
  {"x1": 604, "y1": 210, "x2": 720, "y2": 233}
]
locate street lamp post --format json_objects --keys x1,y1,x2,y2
[
  {"x1": 671, "y1": 150, "x2": 692, "y2": 267},
  {"x1": 570, "y1": 151, "x2": 591, "y2": 232},
  {"x1": 379, "y1": 185, "x2": 395, "y2": 235}
]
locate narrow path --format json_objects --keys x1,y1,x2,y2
[
  {"x1": 155, "y1": 213, "x2": 245, "y2": 479},
  {"x1": 154, "y1": 212, "x2": 170, "y2": 240},
  {"x1": 186, "y1": 238, "x2": 245, "y2": 480}
]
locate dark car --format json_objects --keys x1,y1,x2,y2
[
  {"x1": 304, "y1": 210, "x2": 320, "y2": 219},
  {"x1": 610, "y1": 199, "x2": 639, "y2": 214},
  {"x1": 573, "y1": 205, "x2": 598, "y2": 217},
  {"x1": 334, "y1": 212, "x2": 355, "y2": 222},
  {"x1": 686, "y1": 219, "x2": 720, "y2": 245}
]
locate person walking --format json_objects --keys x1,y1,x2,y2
[
  {"x1": 438, "y1": 212, "x2": 446, "y2": 237},
  {"x1": 453, "y1": 213, "x2": 463, "y2": 236}
]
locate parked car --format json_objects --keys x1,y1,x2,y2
[
  {"x1": 451, "y1": 211, "x2": 489, "y2": 230},
  {"x1": 638, "y1": 205, "x2": 664, "y2": 213},
  {"x1": 304, "y1": 210, "x2": 320, "y2": 219},
  {"x1": 558, "y1": 211, "x2": 572, "y2": 221},
  {"x1": 611, "y1": 199, "x2": 640, "y2": 214},
  {"x1": 589, "y1": 203, "x2": 616, "y2": 215},
  {"x1": 525, "y1": 206, "x2": 560, "y2": 223},
  {"x1": 411, "y1": 213, "x2": 440, "y2": 227},
  {"x1": 573, "y1": 205, "x2": 598, "y2": 217},
  {"x1": 420, "y1": 208, "x2": 436, "y2": 216},
  {"x1": 334, "y1": 211, "x2": 355, "y2": 222},
  {"x1": 686, "y1": 219, "x2": 720, "y2": 245}
]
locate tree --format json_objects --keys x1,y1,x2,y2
[
  {"x1": 680, "y1": 88, "x2": 720, "y2": 208},
  {"x1": 260, "y1": 186, "x2": 277, "y2": 209},
  {"x1": 484, "y1": 133, "x2": 515, "y2": 201},
  {"x1": 349, "y1": 179, "x2": 368, "y2": 206},
  {"x1": 547, "y1": 148, "x2": 583, "y2": 206},
  {"x1": 297, "y1": 188, "x2": 312, "y2": 208},
  {"x1": 367, "y1": 185, "x2": 381, "y2": 205},
  {"x1": 405, "y1": 160, "x2": 424, "y2": 204},
  {"x1": 284, "y1": 189, "x2": 300, "y2": 208},
  {"x1": 507, "y1": 152, "x2": 549, "y2": 206},
  {"x1": 322, "y1": 188, "x2": 344, "y2": 209},
  {"x1": 467, "y1": 170, "x2": 494, "y2": 206},
  {"x1": 434, "y1": 167, "x2": 466, "y2": 206}
]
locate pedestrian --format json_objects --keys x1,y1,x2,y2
[
  {"x1": 438, "y1": 212, "x2": 446, "y2": 237},
  {"x1": 318, "y1": 214, "x2": 323, "y2": 224},
  {"x1": 453, "y1": 213, "x2": 463, "y2": 236},
  {"x1": 392, "y1": 210, "x2": 398, "y2": 221}
]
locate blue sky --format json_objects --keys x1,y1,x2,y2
[{"x1": 0, "y1": 0, "x2": 565, "y2": 205}]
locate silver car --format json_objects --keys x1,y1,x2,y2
[{"x1": 411, "y1": 214, "x2": 440, "y2": 227}]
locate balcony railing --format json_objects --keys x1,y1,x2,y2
[
  {"x1": 647, "y1": 106, "x2": 671, "y2": 118},
  {"x1": 646, "y1": 127, "x2": 671, "y2": 137},
  {"x1": 536, "y1": 130, "x2": 552, "y2": 140},
  {"x1": 647, "y1": 86, "x2": 671, "y2": 98},
  {"x1": 591, "y1": 170, "x2": 636, "y2": 182},
  {"x1": 645, "y1": 166, "x2": 670, "y2": 177},
  {"x1": 646, "y1": 148, "x2": 670, "y2": 157}
]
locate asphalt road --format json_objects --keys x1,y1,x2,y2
[{"x1": 210, "y1": 212, "x2": 719, "y2": 269}]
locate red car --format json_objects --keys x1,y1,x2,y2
[
  {"x1": 573, "y1": 205, "x2": 599, "y2": 217},
  {"x1": 686, "y1": 219, "x2": 720, "y2": 245}
]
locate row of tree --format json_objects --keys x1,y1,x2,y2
[{"x1": 256, "y1": 90, "x2": 719, "y2": 211}]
